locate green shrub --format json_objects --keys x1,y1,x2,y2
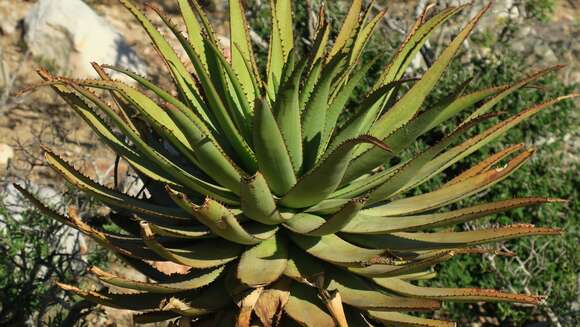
[
  {"x1": 0, "y1": 194, "x2": 108, "y2": 326},
  {"x1": 422, "y1": 51, "x2": 578, "y2": 326}
]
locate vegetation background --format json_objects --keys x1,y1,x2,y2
[{"x1": 0, "y1": 0, "x2": 578, "y2": 326}]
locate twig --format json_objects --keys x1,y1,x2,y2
[
  {"x1": 0, "y1": 49, "x2": 31, "y2": 113},
  {"x1": 58, "y1": 300, "x2": 97, "y2": 327},
  {"x1": 250, "y1": 30, "x2": 268, "y2": 49},
  {"x1": 373, "y1": 2, "x2": 435, "y2": 68},
  {"x1": 373, "y1": 3, "x2": 406, "y2": 35}
]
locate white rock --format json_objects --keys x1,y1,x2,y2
[
  {"x1": 0, "y1": 143, "x2": 14, "y2": 166},
  {"x1": 0, "y1": 1, "x2": 22, "y2": 36},
  {"x1": 2, "y1": 183, "x2": 61, "y2": 216},
  {"x1": 1, "y1": 183, "x2": 84, "y2": 256},
  {"x1": 23, "y1": 0, "x2": 146, "y2": 80},
  {"x1": 0, "y1": 19, "x2": 17, "y2": 36}
]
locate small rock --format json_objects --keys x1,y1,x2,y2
[
  {"x1": 2, "y1": 183, "x2": 61, "y2": 217},
  {"x1": 0, "y1": 20, "x2": 17, "y2": 36},
  {"x1": 0, "y1": 143, "x2": 14, "y2": 167},
  {"x1": 0, "y1": 2, "x2": 21, "y2": 36},
  {"x1": 533, "y1": 44, "x2": 558, "y2": 64},
  {"x1": 23, "y1": 0, "x2": 147, "y2": 80},
  {"x1": 218, "y1": 35, "x2": 232, "y2": 62}
]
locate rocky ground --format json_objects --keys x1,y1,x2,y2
[{"x1": 0, "y1": 0, "x2": 578, "y2": 326}]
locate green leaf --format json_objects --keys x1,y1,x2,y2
[
  {"x1": 401, "y1": 95, "x2": 579, "y2": 192},
  {"x1": 230, "y1": 0, "x2": 259, "y2": 108},
  {"x1": 329, "y1": 0, "x2": 363, "y2": 59},
  {"x1": 329, "y1": 79, "x2": 417, "y2": 154},
  {"x1": 267, "y1": 0, "x2": 294, "y2": 98},
  {"x1": 273, "y1": 57, "x2": 307, "y2": 173},
  {"x1": 365, "y1": 149, "x2": 535, "y2": 216},
  {"x1": 344, "y1": 85, "x2": 505, "y2": 181},
  {"x1": 284, "y1": 282, "x2": 335, "y2": 327},
  {"x1": 56, "y1": 283, "x2": 186, "y2": 311},
  {"x1": 176, "y1": 0, "x2": 207, "y2": 69},
  {"x1": 367, "y1": 311, "x2": 455, "y2": 327},
  {"x1": 302, "y1": 53, "x2": 349, "y2": 169},
  {"x1": 305, "y1": 198, "x2": 354, "y2": 215},
  {"x1": 320, "y1": 59, "x2": 377, "y2": 155},
  {"x1": 342, "y1": 225, "x2": 561, "y2": 251},
  {"x1": 309, "y1": 12, "x2": 330, "y2": 68},
  {"x1": 300, "y1": 59, "x2": 323, "y2": 111},
  {"x1": 91, "y1": 266, "x2": 224, "y2": 294},
  {"x1": 140, "y1": 222, "x2": 243, "y2": 268},
  {"x1": 253, "y1": 99, "x2": 297, "y2": 195},
  {"x1": 119, "y1": 0, "x2": 208, "y2": 124},
  {"x1": 342, "y1": 198, "x2": 563, "y2": 234},
  {"x1": 148, "y1": 222, "x2": 212, "y2": 239},
  {"x1": 70, "y1": 79, "x2": 189, "y2": 147},
  {"x1": 158, "y1": 18, "x2": 256, "y2": 172},
  {"x1": 288, "y1": 232, "x2": 384, "y2": 267},
  {"x1": 348, "y1": 251, "x2": 454, "y2": 278},
  {"x1": 325, "y1": 266, "x2": 441, "y2": 311},
  {"x1": 370, "y1": 4, "x2": 491, "y2": 140},
  {"x1": 342, "y1": 64, "x2": 563, "y2": 181},
  {"x1": 14, "y1": 184, "x2": 73, "y2": 227},
  {"x1": 167, "y1": 190, "x2": 277, "y2": 245},
  {"x1": 75, "y1": 78, "x2": 245, "y2": 193},
  {"x1": 237, "y1": 233, "x2": 288, "y2": 287},
  {"x1": 240, "y1": 172, "x2": 285, "y2": 225},
  {"x1": 43, "y1": 78, "x2": 178, "y2": 185},
  {"x1": 366, "y1": 113, "x2": 498, "y2": 203},
  {"x1": 373, "y1": 278, "x2": 545, "y2": 304},
  {"x1": 273, "y1": 0, "x2": 293, "y2": 59},
  {"x1": 159, "y1": 275, "x2": 231, "y2": 317},
  {"x1": 101, "y1": 64, "x2": 217, "y2": 136},
  {"x1": 444, "y1": 144, "x2": 524, "y2": 186},
  {"x1": 283, "y1": 246, "x2": 325, "y2": 284},
  {"x1": 62, "y1": 81, "x2": 239, "y2": 204},
  {"x1": 349, "y1": 8, "x2": 386, "y2": 65},
  {"x1": 93, "y1": 232, "x2": 164, "y2": 261},
  {"x1": 376, "y1": 5, "x2": 467, "y2": 87},
  {"x1": 202, "y1": 38, "x2": 253, "y2": 136},
  {"x1": 150, "y1": 3, "x2": 252, "y2": 142},
  {"x1": 284, "y1": 198, "x2": 366, "y2": 236},
  {"x1": 280, "y1": 136, "x2": 390, "y2": 209},
  {"x1": 466, "y1": 65, "x2": 564, "y2": 120},
  {"x1": 43, "y1": 148, "x2": 191, "y2": 221},
  {"x1": 16, "y1": 191, "x2": 169, "y2": 263}
]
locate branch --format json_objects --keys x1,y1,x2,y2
[{"x1": 58, "y1": 300, "x2": 97, "y2": 327}]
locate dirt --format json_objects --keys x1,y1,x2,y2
[{"x1": 0, "y1": 0, "x2": 170, "y2": 190}]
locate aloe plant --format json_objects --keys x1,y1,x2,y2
[{"x1": 18, "y1": 0, "x2": 578, "y2": 326}]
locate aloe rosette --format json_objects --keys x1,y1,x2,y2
[{"x1": 18, "y1": 0, "x2": 578, "y2": 326}]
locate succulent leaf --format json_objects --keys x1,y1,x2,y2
[
  {"x1": 91, "y1": 266, "x2": 224, "y2": 294},
  {"x1": 281, "y1": 136, "x2": 389, "y2": 208},
  {"x1": 253, "y1": 99, "x2": 297, "y2": 195},
  {"x1": 367, "y1": 311, "x2": 455, "y2": 327},
  {"x1": 373, "y1": 278, "x2": 545, "y2": 304},
  {"x1": 285, "y1": 198, "x2": 366, "y2": 236},
  {"x1": 237, "y1": 233, "x2": 288, "y2": 287},
  {"x1": 24, "y1": 1, "x2": 577, "y2": 325},
  {"x1": 229, "y1": 0, "x2": 259, "y2": 108},
  {"x1": 240, "y1": 173, "x2": 285, "y2": 225}
]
